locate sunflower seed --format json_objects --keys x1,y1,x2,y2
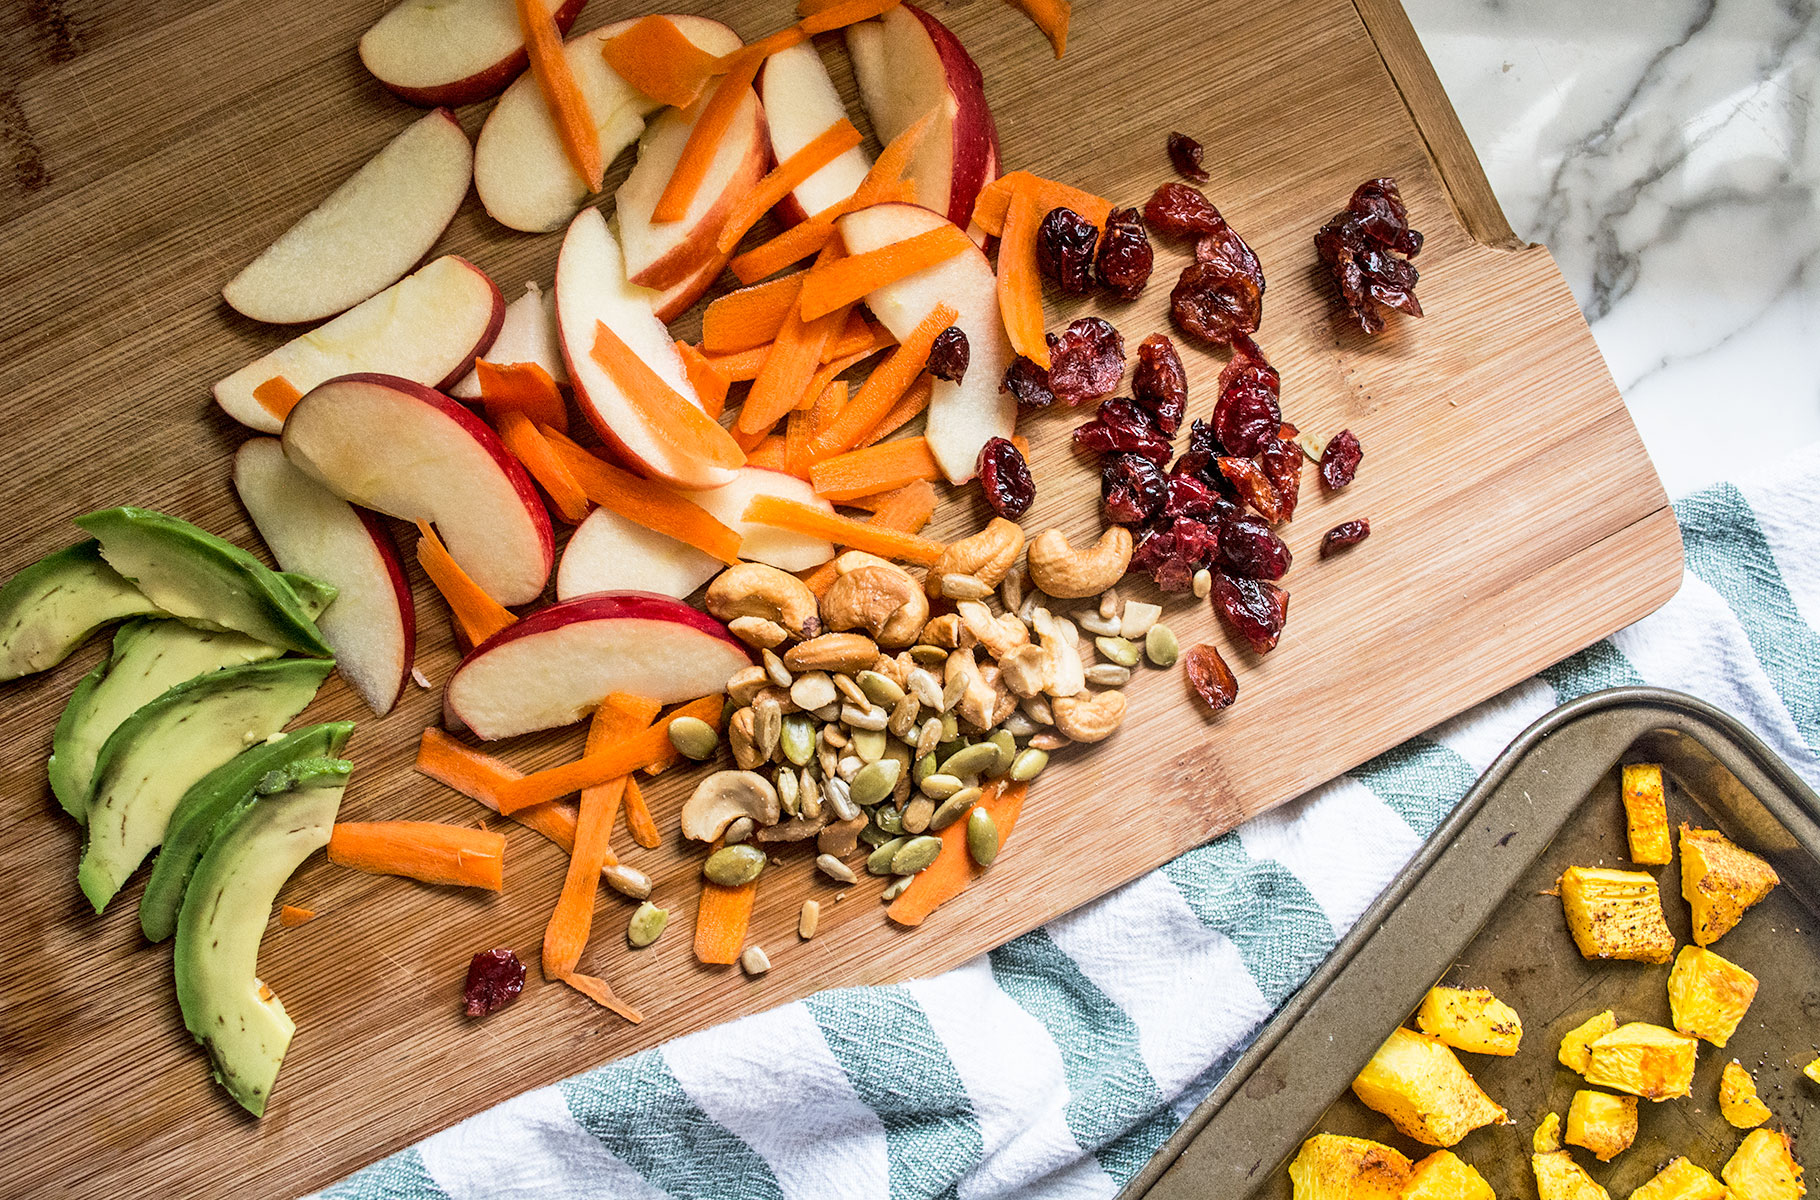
[
  {"x1": 833, "y1": 672, "x2": 869, "y2": 706},
  {"x1": 967, "y1": 807, "x2": 1001, "y2": 866},
  {"x1": 1078, "y1": 610, "x2": 1121, "y2": 637},
  {"x1": 762, "y1": 648, "x2": 792, "y2": 688},
  {"x1": 821, "y1": 723, "x2": 849, "y2": 750},
  {"x1": 704, "y1": 843, "x2": 767, "y2": 886},
  {"x1": 627, "y1": 902, "x2": 669, "y2": 948},
  {"x1": 1029, "y1": 731, "x2": 1069, "y2": 751},
  {"x1": 891, "y1": 835, "x2": 943, "y2": 875},
  {"x1": 1085, "y1": 664, "x2": 1132, "y2": 687},
  {"x1": 604, "y1": 863, "x2": 653, "y2": 900},
  {"x1": 667, "y1": 716, "x2": 719, "y2": 760},
  {"x1": 798, "y1": 899, "x2": 821, "y2": 939},
  {"x1": 837, "y1": 754, "x2": 863, "y2": 780},
  {"x1": 1001, "y1": 710, "x2": 1038, "y2": 738},
  {"x1": 1192, "y1": 568, "x2": 1213, "y2": 599},
  {"x1": 842, "y1": 701, "x2": 888, "y2": 731},
  {"x1": 790, "y1": 670, "x2": 837, "y2": 711},
  {"x1": 740, "y1": 945, "x2": 771, "y2": 976},
  {"x1": 907, "y1": 667, "x2": 944, "y2": 709},
  {"x1": 881, "y1": 876, "x2": 913, "y2": 902},
  {"x1": 941, "y1": 573, "x2": 992, "y2": 601},
  {"x1": 752, "y1": 695, "x2": 782, "y2": 760},
  {"x1": 776, "y1": 766, "x2": 800, "y2": 815},
  {"x1": 1021, "y1": 694, "x2": 1055, "y2": 725},
  {"x1": 887, "y1": 693, "x2": 921, "y2": 738},
  {"x1": 824, "y1": 775, "x2": 858, "y2": 821},
  {"x1": 1098, "y1": 587, "x2": 1121, "y2": 620},
  {"x1": 928, "y1": 786, "x2": 982, "y2": 831},
  {"x1": 816, "y1": 853, "x2": 856, "y2": 883},
  {"x1": 901, "y1": 796, "x2": 936, "y2": 833},
  {"x1": 916, "y1": 717, "x2": 944, "y2": 759},
  {"x1": 800, "y1": 770, "x2": 824, "y2": 819},
  {"x1": 940, "y1": 671, "x2": 967, "y2": 712},
  {"x1": 1000, "y1": 570, "x2": 1025, "y2": 613}
]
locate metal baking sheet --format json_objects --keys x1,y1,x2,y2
[{"x1": 1128, "y1": 687, "x2": 1820, "y2": 1198}]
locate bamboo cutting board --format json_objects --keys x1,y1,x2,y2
[{"x1": 0, "y1": 0, "x2": 1683, "y2": 1193}]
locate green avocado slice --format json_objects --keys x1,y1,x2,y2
[
  {"x1": 276, "y1": 572, "x2": 338, "y2": 619},
  {"x1": 140, "y1": 721, "x2": 354, "y2": 943},
  {"x1": 0, "y1": 540, "x2": 164, "y2": 682},
  {"x1": 78, "y1": 657, "x2": 335, "y2": 912},
  {"x1": 74, "y1": 508, "x2": 333, "y2": 658},
  {"x1": 174, "y1": 755, "x2": 349, "y2": 1116}
]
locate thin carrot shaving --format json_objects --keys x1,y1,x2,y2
[
  {"x1": 601, "y1": 16, "x2": 721, "y2": 108},
  {"x1": 1002, "y1": 0, "x2": 1070, "y2": 57},
  {"x1": 888, "y1": 781, "x2": 1028, "y2": 926},
  {"x1": 254, "y1": 376, "x2": 304, "y2": 422},
  {"x1": 554, "y1": 969, "x2": 644, "y2": 1022},
  {"x1": 795, "y1": 0, "x2": 846, "y2": 11},
  {"x1": 695, "y1": 871, "x2": 758, "y2": 964},
  {"x1": 590, "y1": 322, "x2": 744, "y2": 469},
  {"x1": 654, "y1": 55, "x2": 761, "y2": 223},
  {"x1": 739, "y1": 244, "x2": 848, "y2": 434},
  {"x1": 415, "y1": 522, "x2": 517, "y2": 647},
  {"x1": 803, "y1": 347, "x2": 881, "y2": 418},
  {"x1": 716, "y1": 119, "x2": 863, "y2": 254},
  {"x1": 544, "y1": 434, "x2": 743, "y2": 564},
  {"x1": 622, "y1": 777, "x2": 660, "y2": 849},
  {"x1": 702, "y1": 273, "x2": 806, "y2": 353},
  {"x1": 700, "y1": 343, "x2": 771, "y2": 382},
  {"x1": 996, "y1": 186, "x2": 1049, "y2": 367},
  {"x1": 797, "y1": 0, "x2": 901, "y2": 37},
  {"x1": 278, "y1": 905, "x2": 316, "y2": 928},
  {"x1": 796, "y1": 479, "x2": 933, "y2": 591},
  {"x1": 515, "y1": 0, "x2": 601, "y2": 191},
  {"x1": 745, "y1": 434, "x2": 790, "y2": 472},
  {"x1": 733, "y1": 420, "x2": 777, "y2": 453},
  {"x1": 496, "y1": 695, "x2": 723, "y2": 811},
  {"x1": 798, "y1": 225, "x2": 972, "y2": 321},
  {"x1": 810, "y1": 377, "x2": 849, "y2": 435},
  {"x1": 971, "y1": 170, "x2": 1111, "y2": 237},
  {"x1": 743, "y1": 494, "x2": 944, "y2": 565},
  {"x1": 712, "y1": 29, "x2": 805, "y2": 71},
  {"x1": 494, "y1": 410, "x2": 589, "y2": 523},
  {"x1": 858, "y1": 373, "x2": 934, "y2": 447},
  {"x1": 327, "y1": 821, "x2": 507, "y2": 890},
  {"x1": 475, "y1": 359, "x2": 569, "y2": 433},
  {"x1": 824, "y1": 313, "x2": 896, "y2": 363},
  {"x1": 674, "y1": 341, "x2": 731, "y2": 419},
  {"x1": 808, "y1": 302, "x2": 956, "y2": 458},
  {"x1": 810, "y1": 436, "x2": 939, "y2": 502},
  {"x1": 787, "y1": 380, "x2": 846, "y2": 478},
  {"x1": 577, "y1": 707, "x2": 632, "y2": 855}
]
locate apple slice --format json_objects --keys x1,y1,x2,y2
[
  {"x1": 222, "y1": 109, "x2": 473, "y2": 325},
  {"x1": 281, "y1": 374, "x2": 553, "y2": 605},
  {"x1": 760, "y1": 42, "x2": 872, "y2": 224},
  {"x1": 555, "y1": 207, "x2": 737, "y2": 490},
  {"x1": 557, "y1": 507, "x2": 719, "y2": 601},
  {"x1": 846, "y1": 4, "x2": 998, "y2": 227},
  {"x1": 617, "y1": 84, "x2": 768, "y2": 291},
  {"x1": 233, "y1": 439, "x2": 416, "y2": 715},
  {"x1": 685, "y1": 467, "x2": 836, "y2": 571},
  {"x1": 473, "y1": 15, "x2": 742, "y2": 233},
  {"x1": 359, "y1": 0, "x2": 587, "y2": 108},
  {"x1": 445, "y1": 593, "x2": 751, "y2": 739},
  {"x1": 652, "y1": 253, "x2": 727, "y2": 324},
  {"x1": 451, "y1": 281, "x2": 567, "y2": 400},
  {"x1": 216, "y1": 255, "x2": 504, "y2": 434},
  {"x1": 838, "y1": 203, "x2": 1012, "y2": 484}
]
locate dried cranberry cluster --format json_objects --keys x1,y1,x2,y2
[
  {"x1": 1034, "y1": 206, "x2": 1155, "y2": 302},
  {"x1": 1315, "y1": 177, "x2": 1424, "y2": 334},
  {"x1": 1143, "y1": 183, "x2": 1266, "y2": 349}
]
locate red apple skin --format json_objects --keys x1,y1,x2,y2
[
  {"x1": 625, "y1": 97, "x2": 770, "y2": 292},
  {"x1": 904, "y1": 3, "x2": 999, "y2": 227},
  {"x1": 370, "y1": 0, "x2": 588, "y2": 108},
  {"x1": 653, "y1": 254, "x2": 729, "y2": 323},
  {"x1": 431, "y1": 256, "x2": 508, "y2": 392},
  {"x1": 353, "y1": 504, "x2": 419, "y2": 707}
]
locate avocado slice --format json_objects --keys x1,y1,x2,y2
[
  {"x1": 174, "y1": 755, "x2": 349, "y2": 1116},
  {"x1": 78, "y1": 657, "x2": 335, "y2": 912},
  {"x1": 276, "y1": 572, "x2": 338, "y2": 619},
  {"x1": 0, "y1": 540, "x2": 164, "y2": 681},
  {"x1": 74, "y1": 508, "x2": 333, "y2": 658},
  {"x1": 139, "y1": 721, "x2": 354, "y2": 943}
]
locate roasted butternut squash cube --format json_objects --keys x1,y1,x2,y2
[
  {"x1": 1286, "y1": 1133, "x2": 1412, "y2": 1199},
  {"x1": 1680, "y1": 825, "x2": 1780, "y2": 946},
  {"x1": 1350, "y1": 1027, "x2": 1507, "y2": 1147},
  {"x1": 1416, "y1": 986, "x2": 1523, "y2": 1056},
  {"x1": 1622, "y1": 763, "x2": 1672, "y2": 864},
  {"x1": 1629, "y1": 1156, "x2": 1728, "y2": 1200},
  {"x1": 1584, "y1": 1022, "x2": 1699, "y2": 1101},
  {"x1": 1667, "y1": 945, "x2": 1758, "y2": 1047},
  {"x1": 1559, "y1": 1011, "x2": 1618, "y2": 1073},
  {"x1": 1565, "y1": 1089, "x2": 1637, "y2": 1161},
  {"x1": 1721, "y1": 1060, "x2": 1773, "y2": 1129},
  {"x1": 1806, "y1": 1056, "x2": 1820, "y2": 1086},
  {"x1": 1533, "y1": 1149, "x2": 1611, "y2": 1200},
  {"x1": 1560, "y1": 866, "x2": 1676, "y2": 964},
  {"x1": 1535, "y1": 1111, "x2": 1563, "y2": 1153},
  {"x1": 1404, "y1": 1150, "x2": 1494, "y2": 1200},
  {"x1": 1722, "y1": 1127, "x2": 1805, "y2": 1200}
]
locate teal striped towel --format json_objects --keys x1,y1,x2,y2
[{"x1": 320, "y1": 449, "x2": 1820, "y2": 1200}]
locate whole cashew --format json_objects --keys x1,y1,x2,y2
[
  {"x1": 821, "y1": 564, "x2": 930, "y2": 648},
  {"x1": 706, "y1": 563, "x2": 822, "y2": 640},
  {"x1": 1052, "y1": 690, "x2": 1128, "y2": 743},
  {"x1": 1025, "y1": 526, "x2": 1133, "y2": 599},
  {"x1": 926, "y1": 518, "x2": 1025, "y2": 597}
]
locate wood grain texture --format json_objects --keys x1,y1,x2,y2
[{"x1": 0, "y1": 0, "x2": 1680, "y2": 1194}]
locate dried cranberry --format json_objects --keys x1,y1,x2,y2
[
  {"x1": 1321, "y1": 518, "x2": 1371, "y2": 557},
  {"x1": 1144, "y1": 182, "x2": 1227, "y2": 237},
  {"x1": 1132, "y1": 518, "x2": 1217, "y2": 592},
  {"x1": 1320, "y1": 429, "x2": 1362, "y2": 489},
  {"x1": 1131, "y1": 333, "x2": 1187, "y2": 436},
  {"x1": 1218, "y1": 336, "x2": 1278, "y2": 393},
  {"x1": 926, "y1": 326, "x2": 969, "y2": 383},
  {"x1": 976, "y1": 437, "x2": 1034, "y2": 519},
  {"x1": 1158, "y1": 472, "x2": 1219, "y2": 523},
  {"x1": 1350, "y1": 177, "x2": 1422, "y2": 256},
  {"x1": 1171, "y1": 417, "x2": 1221, "y2": 479},
  {"x1": 1258, "y1": 437, "x2": 1303, "y2": 522},
  {"x1": 1167, "y1": 132, "x2": 1210, "y2": 182},
  {"x1": 1046, "y1": 317, "x2": 1126, "y2": 406},
  {"x1": 1171, "y1": 260, "x2": 1262, "y2": 347},
  {"x1": 463, "y1": 948, "x2": 526, "y2": 1017},
  {"x1": 1001, "y1": 355, "x2": 1056, "y2": 413},
  {"x1": 1212, "y1": 573, "x2": 1289, "y2": 653},
  {"x1": 1316, "y1": 177, "x2": 1423, "y2": 333},
  {"x1": 1035, "y1": 207, "x2": 1098, "y2": 296},
  {"x1": 1217, "y1": 456, "x2": 1285, "y2": 522},
  {"x1": 1094, "y1": 207, "x2": 1153, "y2": 300},
  {"x1": 1212, "y1": 378, "x2": 1281, "y2": 458},
  {"x1": 1101, "y1": 453, "x2": 1168, "y2": 524},
  {"x1": 1217, "y1": 512, "x2": 1292, "y2": 580},
  {"x1": 1184, "y1": 643, "x2": 1238, "y2": 711},
  {"x1": 1073, "y1": 397, "x2": 1171, "y2": 464}
]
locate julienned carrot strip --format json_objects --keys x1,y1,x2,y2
[
  {"x1": 278, "y1": 905, "x2": 316, "y2": 928},
  {"x1": 695, "y1": 870, "x2": 758, "y2": 964},
  {"x1": 515, "y1": 0, "x2": 601, "y2": 191},
  {"x1": 712, "y1": 28, "x2": 805, "y2": 71},
  {"x1": 654, "y1": 54, "x2": 761, "y2": 223},
  {"x1": 739, "y1": 244, "x2": 847, "y2": 434},
  {"x1": 328, "y1": 821, "x2": 507, "y2": 890},
  {"x1": 997, "y1": 186, "x2": 1050, "y2": 368},
  {"x1": 746, "y1": 434, "x2": 790, "y2": 472},
  {"x1": 674, "y1": 341, "x2": 730, "y2": 419},
  {"x1": 858, "y1": 373, "x2": 934, "y2": 447},
  {"x1": 577, "y1": 704, "x2": 636, "y2": 855},
  {"x1": 254, "y1": 376, "x2": 304, "y2": 422},
  {"x1": 971, "y1": 170, "x2": 1111, "y2": 237},
  {"x1": 811, "y1": 436, "x2": 939, "y2": 502},
  {"x1": 555, "y1": 970, "x2": 643, "y2": 1022},
  {"x1": 622, "y1": 777, "x2": 660, "y2": 849},
  {"x1": 601, "y1": 16, "x2": 722, "y2": 108},
  {"x1": 804, "y1": 347, "x2": 882, "y2": 415},
  {"x1": 798, "y1": 225, "x2": 972, "y2": 321},
  {"x1": 545, "y1": 434, "x2": 743, "y2": 564},
  {"x1": 497, "y1": 695, "x2": 723, "y2": 811},
  {"x1": 787, "y1": 380, "x2": 845, "y2": 478},
  {"x1": 415, "y1": 522, "x2": 517, "y2": 646},
  {"x1": 824, "y1": 313, "x2": 896, "y2": 363},
  {"x1": 797, "y1": 0, "x2": 901, "y2": 36},
  {"x1": 494, "y1": 410, "x2": 589, "y2": 523},
  {"x1": 861, "y1": 479, "x2": 937, "y2": 531},
  {"x1": 743, "y1": 494, "x2": 945, "y2": 565},
  {"x1": 591, "y1": 322, "x2": 745, "y2": 469},
  {"x1": 701, "y1": 343, "x2": 771, "y2": 381},
  {"x1": 887, "y1": 781, "x2": 1028, "y2": 926},
  {"x1": 702, "y1": 273, "x2": 806, "y2": 353},
  {"x1": 810, "y1": 377, "x2": 848, "y2": 435},
  {"x1": 733, "y1": 421, "x2": 777, "y2": 454},
  {"x1": 808, "y1": 302, "x2": 956, "y2": 457},
  {"x1": 476, "y1": 360, "x2": 569, "y2": 433},
  {"x1": 1003, "y1": 0, "x2": 1070, "y2": 56},
  {"x1": 716, "y1": 119, "x2": 864, "y2": 254}
]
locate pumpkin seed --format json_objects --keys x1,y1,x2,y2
[
  {"x1": 723, "y1": 815, "x2": 756, "y2": 845},
  {"x1": 627, "y1": 902, "x2": 669, "y2": 948},
  {"x1": 966, "y1": 807, "x2": 1001, "y2": 866},
  {"x1": 775, "y1": 713, "x2": 811, "y2": 765},
  {"x1": 816, "y1": 853, "x2": 857, "y2": 883},
  {"x1": 891, "y1": 835, "x2": 943, "y2": 875},
  {"x1": 919, "y1": 772, "x2": 963, "y2": 800},
  {"x1": 928, "y1": 786, "x2": 982, "y2": 831},
  {"x1": 940, "y1": 712, "x2": 959, "y2": 741},
  {"x1": 908, "y1": 645, "x2": 947, "y2": 668},
  {"x1": 761, "y1": 648, "x2": 792, "y2": 688},
  {"x1": 824, "y1": 775, "x2": 859, "y2": 821},
  {"x1": 1078, "y1": 610, "x2": 1121, "y2": 637},
  {"x1": 1094, "y1": 635, "x2": 1141, "y2": 667},
  {"x1": 604, "y1": 863, "x2": 653, "y2": 900},
  {"x1": 935, "y1": 739, "x2": 966, "y2": 764},
  {"x1": 857, "y1": 670, "x2": 904, "y2": 708},
  {"x1": 667, "y1": 716, "x2": 720, "y2": 760},
  {"x1": 850, "y1": 728, "x2": 887, "y2": 763},
  {"x1": 872, "y1": 803, "x2": 905, "y2": 836},
  {"x1": 887, "y1": 693, "x2": 921, "y2": 738},
  {"x1": 881, "y1": 875, "x2": 913, "y2": 902},
  {"x1": 704, "y1": 843, "x2": 767, "y2": 886},
  {"x1": 842, "y1": 701, "x2": 888, "y2": 731},
  {"x1": 1009, "y1": 748, "x2": 1049, "y2": 782},
  {"x1": 849, "y1": 759, "x2": 900, "y2": 806},
  {"x1": 740, "y1": 945, "x2": 772, "y2": 976},
  {"x1": 833, "y1": 672, "x2": 868, "y2": 706},
  {"x1": 1085, "y1": 664, "x2": 1132, "y2": 687},
  {"x1": 1145, "y1": 623, "x2": 1180, "y2": 667},
  {"x1": 776, "y1": 766, "x2": 800, "y2": 815},
  {"x1": 939, "y1": 742, "x2": 1000, "y2": 779},
  {"x1": 800, "y1": 770, "x2": 823, "y2": 819},
  {"x1": 1192, "y1": 569, "x2": 1212, "y2": 599},
  {"x1": 987, "y1": 729, "x2": 1017, "y2": 776},
  {"x1": 907, "y1": 667, "x2": 944, "y2": 708},
  {"x1": 858, "y1": 824, "x2": 893, "y2": 848},
  {"x1": 866, "y1": 837, "x2": 909, "y2": 875},
  {"x1": 1120, "y1": 601, "x2": 1161, "y2": 639},
  {"x1": 913, "y1": 751, "x2": 938, "y2": 785},
  {"x1": 798, "y1": 899, "x2": 821, "y2": 939}
]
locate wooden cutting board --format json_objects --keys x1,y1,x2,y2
[{"x1": 0, "y1": 0, "x2": 1682, "y2": 1193}]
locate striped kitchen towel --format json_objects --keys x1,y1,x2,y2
[{"x1": 319, "y1": 446, "x2": 1820, "y2": 1200}]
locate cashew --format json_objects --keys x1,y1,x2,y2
[
  {"x1": 1025, "y1": 526, "x2": 1133, "y2": 599},
  {"x1": 816, "y1": 814, "x2": 868, "y2": 857},
  {"x1": 919, "y1": 613, "x2": 976, "y2": 651},
  {"x1": 728, "y1": 707, "x2": 764, "y2": 769},
  {"x1": 727, "y1": 665, "x2": 769, "y2": 706},
  {"x1": 680, "y1": 770, "x2": 780, "y2": 841},
  {"x1": 834, "y1": 549, "x2": 895, "y2": 575},
  {"x1": 1032, "y1": 609, "x2": 1085, "y2": 698},
  {"x1": 955, "y1": 599, "x2": 1029, "y2": 661},
  {"x1": 999, "y1": 643, "x2": 1050, "y2": 698},
  {"x1": 926, "y1": 518, "x2": 1025, "y2": 597},
  {"x1": 784, "y1": 633, "x2": 880, "y2": 674},
  {"x1": 706, "y1": 563, "x2": 821, "y2": 640},
  {"x1": 728, "y1": 616, "x2": 789, "y2": 649},
  {"x1": 1051, "y1": 691, "x2": 1128, "y2": 743},
  {"x1": 821, "y1": 564, "x2": 929, "y2": 648},
  {"x1": 946, "y1": 647, "x2": 999, "y2": 730}
]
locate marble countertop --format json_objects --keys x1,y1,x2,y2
[{"x1": 1403, "y1": 0, "x2": 1818, "y2": 499}]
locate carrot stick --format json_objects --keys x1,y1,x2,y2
[
  {"x1": 733, "y1": 420, "x2": 777, "y2": 453},
  {"x1": 796, "y1": 0, "x2": 847, "y2": 12},
  {"x1": 798, "y1": 224, "x2": 972, "y2": 321},
  {"x1": 700, "y1": 343, "x2": 772, "y2": 382},
  {"x1": 555, "y1": 969, "x2": 644, "y2": 1022},
  {"x1": 997, "y1": 186, "x2": 1049, "y2": 367},
  {"x1": 545, "y1": 434, "x2": 743, "y2": 564},
  {"x1": 494, "y1": 410, "x2": 589, "y2": 523},
  {"x1": 674, "y1": 341, "x2": 730, "y2": 419},
  {"x1": 739, "y1": 244, "x2": 848, "y2": 434},
  {"x1": 695, "y1": 872, "x2": 758, "y2": 964},
  {"x1": 415, "y1": 522, "x2": 518, "y2": 646},
  {"x1": 601, "y1": 16, "x2": 722, "y2": 108},
  {"x1": 858, "y1": 373, "x2": 934, "y2": 447},
  {"x1": 888, "y1": 781, "x2": 1027, "y2": 926},
  {"x1": 712, "y1": 29, "x2": 805, "y2": 71},
  {"x1": 497, "y1": 695, "x2": 723, "y2": 811},
  {"x1": 476, "y1": 360, "x2": 569, "y2": 433},
  {"x1": 793, "y1": 476, "x2": 932, "y2": 594},
  {"x1": 810, "y1": 377, "x2": 849, "y2": 435},
  {"x1": 746, "y1": 434, "x2": 790, "y2": 472},
  {"x1": 590, "y1": 322, "x2": 744, "y2": 469},
  {"x1": 811, "y1": 436, "x2": 940, "y2": 502},
  {"x1": 622, "y1": 777, "x2": 661, "y2": 849},
  {"x1": 743, "y1": 494, "x2": 945, "y2": 565},
  {"x1": 716, "y1": 118, "x2": 864, "y2": 254},
  {"x1": 254, "y1": 376, "x2": 303, "y2": 422},
  {"x1": 515, "y1": 0, "x2": 601, "y2": 191},
  {"x1": 797, "y1": 0, "x2": 900, "y2": 34},
  {"x1": 702, "y1": 273, "x2": 806, "y2": 353},
  {"x1": 808, "y1": 302, "x2": 956, "y2": 458},
  {"x1": 328, "y1": 821, "x2": 507, "y2": 890},
  {"x1": 1002, "y1": 0, "x2": 1069, "y2": 56},
  {"x1": 972, "y1": 170, "x2": 1111, "y2": 238},
  {"x1": 785, "y1": 406, "x2": 813, "y2": 480},
  {"x1": 654, "y1": 55, "x2": 761, "y2": 223},
  {"x1": 278, "y1": 905, "x2": 316, "y2": 928}
]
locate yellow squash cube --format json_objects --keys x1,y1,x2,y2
[
  {"x1": 1533, "y1": 1150, "x2": 1611, "y2": 1200},
  {"x1": 1404, "y1": 1150, "x2": 1494, "y2": 1200},
  {"x1": 1584, "y1": 1022, "x2": 1699, "y2": 1101},
  {"x1": 1559, "y1": 1011, "x2": 1618, "y2": 1073},
  {"x1": 1535, "y1": 1111, "x2": 1563, "y2": 1153},
  {"x1": 1560, "y1": 866, "x2": 1676, "y2": 964},
  {"x1": 1629, "y1": 1156, "x2": 1728, "y2": 1200},
  {"x1": 1565, "y1": 1089, "x2": 1637, "y2": 1161},
  {"x1": 1350, "y1": 1026, "x2": 1508, "y2": 1147},
  {"x1": 1622, "y1": 763, "x2": 1672, "y2": 864},
  {"x1": 1680, "y1": 825, "x2": 1780, "y2": 946},
  {"x1": 1722, "y1": 1128, "x2": 1805, "y2": 1200},
  {"x1": 1416, "y1": 986, "x2": 1523, "y2": 1056},
  {"x1": 1667, "y1": 945, "x2": 1759, "y2": 1047},
  {"x1": 1720, "y1": 1060, "x2": 1773, "y2": 1129},
  {"x1": 1286, "y1": 1133, "x2": 1411, "y2": 1200},
  {"x1": 1806, "y1": 1056, "x2": 1820, "y2": 1085}
]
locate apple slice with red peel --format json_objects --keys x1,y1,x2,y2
[
  {"x1": 557, "y1": 507, "x2": 720, "y2": 601},
  {"x1": 474, "y1": 15, "x2": 742, "y2": 233},
  {"x1": 216, "y1": 256, "x2": 504, "y2": 434},
  {"x1": 846, "y1": 4, "x2": 998, "y2": 228},
  {"x1": 445, "y1": 592, "x2": 751, "y2": 739},
  {"x1": 685, "y1": 467, "x2": 836, "y2": 571},
  {"x1": 760, "y1": 42, "x2": 872, "y2": 225},
  {"x1": 555, "y1": 207, "x2": 738, "y2": 490},
  {"x1": 652, "y1": 254, "x2": 728, "y2": 324},
  {"x1": 233, "y1": 439, "x2": 416, "y2": 714},
  {"x1": 451, "y1": 281, "x2": 567, "y2": 400},
  {"x1": 359, "y1": 0, "x2": 587, "y2": 108},
  {"x1": 838, "y1": 203, "x2": 1012, "y2": 484},
  {"x1": 281, "y1": 374, "x2": 553, "y2": 605}
]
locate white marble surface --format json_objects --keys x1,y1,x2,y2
[{"x1": 1403, "y1": 0, "x2": 1819, "y2": 499}]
